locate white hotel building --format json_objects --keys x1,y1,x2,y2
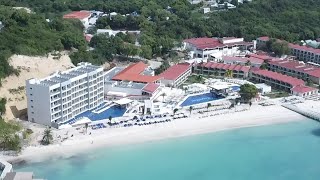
[{"x1": 26, "y1": 62, "x2": 104, "y2": 127}]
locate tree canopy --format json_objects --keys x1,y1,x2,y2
[{"x1": 239, "y1": 84, "x2": 258, "y2": 102}]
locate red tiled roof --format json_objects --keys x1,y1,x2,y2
[
  {"x1": 183, "y1": 37, "x2": 252, "y2": 50},
  {"x1": 257, "y1": 36, "x2": 270, "y2": 41},
  {"x1": 291, "y1": 85, "x2": 317, "y2": 93},
  {"x1": 63, "y1": 11, "x2": 91, "y2": 20},
  {"x1": 288, "y1": 43, "x2": 320, "y2": 54},
  {"x1": 269, "y1": 59, "x2": 320, "y2": 78},
  {"x1": 251, "y1": 69, "x2": 304, "y2": 87},
  {"x1": 112, "y1": 62, "x2": 161, "y2": 83},
  {"x1": 159, "y1": 63, "x2": 191, "y2": 81},
  {"x1": 142, "y1": 83, "x2": 160, "y2": 94},
  {"x1": 197, "y1": 62, "x2": 250, "y2": 72}
]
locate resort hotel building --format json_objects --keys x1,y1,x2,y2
[
  {"x1": 26, "y1": 62, "x2": 104, "y2": 127},
  {"x1": 182, "y1": 37, "x2": 256, "y2": 60},
  {"x1": 257, "y1": 36, "x2": 320, "y2": 65},
  {"x1": 193, "y1": 62, "x2": 251, "y2": 78},
  {"x1": 104, "y1": 62, "x2": 192, "y2": 100}
]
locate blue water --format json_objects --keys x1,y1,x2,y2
[
  {"x1": 231, "y1": 85, "x2": 240, "y2": 91},
  {"x1": 16, "y1": 119, "x2": 320, "y2": 180},
  {"x1": 73, "y1": 105, "x2": 126, "y2": 121},
  {"x1": 180, "y1": 92, "x2": 223, "y2": 107}
]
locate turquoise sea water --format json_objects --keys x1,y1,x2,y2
[{"x1": 16, "y1": 118, "x2": 320, "y2": 180}]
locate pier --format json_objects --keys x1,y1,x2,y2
[{"x1": 282, "y1": 104, "x2": 320, "y2": 122}]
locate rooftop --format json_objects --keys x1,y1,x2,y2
[
  {"x1": 159, "y1": 63, "x2": 191, "y2": 80},
  {"x1": 112, "y1": 62, "x2": 161, "y2": 83},
  {"x1": 63, "y1": 11, "x2": 91, "y2": 20},
  {"x1": 197, "y1": 62, "x2": 251, "y2": 72},
  {"x1": 251, "y1": 69, "x2": 305, "y2": 87},
  {"x1": 142, "y1": 83, "x2": 160, "y2": 94},
  {"x1": 268, "y1": 59, "x2": 320, "y2": 78},
  {"x1": 257, "y1": 36, "x2": 320, "y2": 54},
  {"x1": 184, "y1": 37, "x2": 252, "y2": 50},
  {"x1": 291, "y1": 85, "x2": 317, "y2": 93},
  {"x1": 222, "y1": 56, "x2": 264, "y2": 64},
  {"x1": 29, "y1": 62, "x2": 102, "y2": 86}
]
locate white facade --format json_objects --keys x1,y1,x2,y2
[
  {"x1": 26, "y1": 62, "x2": 104, "y2": 127},
  {"x1": 255, "y1": 83, "x2": 271, "y2": 94},
  {"x1": 97, "y1": 29, "x2": 141, "y2": 37}
]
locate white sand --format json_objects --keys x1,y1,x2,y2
[
  {"x1": 0, "y1": 52, "x2": 74, "y2": 120},
  {"x1": 2, "y1": 104, "x2": 306, "y2": 163}
]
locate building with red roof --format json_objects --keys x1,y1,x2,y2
[
  {"x1": 268, "y1": 59, "x2": 320, "y2": 84},
  {"x1": 159, "y1": 63, "x2": 192, "y2": 87},
  {"x1": 112, "y1": 62, "x2": 161, "y2": 83},
  {"x1": 250, "y1": 69, "x2": 305, "y2": 92},
  {"x1": 63, "y1": 11, "x2": 91, "y2": 25},
  {"x1": 194, "y1": 62, "x2": 250, "y2": 78},
  {"x1": 104, "y1": 62, "x2": 163, "y2": 100},
  {"x1": 222, "y1": 56, "x2": 264, "y2": 67},
  {"x1": 183, "y1": 37, "x2": 254, "y2": 60},
  {"x1": 63, "y1": 11, "x2": 91, "y2": 20},
  {"x1": 256, "y1": 36, "x2": 320, "y2": 65},
  {"x1": 291, "y1": 85, "x2": 318, "y2": 97}
]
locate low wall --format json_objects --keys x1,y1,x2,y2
[{"x1": 0, "y1": 159, "x2": 13, "y2": 180}]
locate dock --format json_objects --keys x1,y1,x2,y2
[{"x1": 282, "y1": 104, "x2": 320, "y2": 121}]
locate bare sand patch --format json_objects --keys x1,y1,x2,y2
[{"x1": 0, "y1": 52, "x2": 74, "y2": 121}]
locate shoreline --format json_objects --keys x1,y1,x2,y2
[{"x1": 2, "y1": 104, "x2": 306, "y2": 165}]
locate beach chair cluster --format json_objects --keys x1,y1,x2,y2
[{"x1": 91, "y1": 123, "x2": 106, "y2": 130}]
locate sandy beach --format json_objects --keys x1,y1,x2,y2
[{"x1": 2, "y1": 103, "x2": 307, "y2": 164}]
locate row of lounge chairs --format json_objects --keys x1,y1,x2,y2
[{"x1": 91, "y1": 123, "x2": 106, "y2": 130}]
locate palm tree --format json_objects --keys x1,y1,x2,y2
[
  {"x1": 245, "y1": 60, "x2": 251, "y2": 66},
  {"x1": 84, "y1": 123, "x2": 88, "y2": 134},
  {"x1": 225, "y1": 70, "x2": 233, "y2": 78},
  {"x1": 189, "y1": 106, "x2": 193, "y2": 116},
  {"x1": 161, "y1": 93, "x2": 166, "y2": 102},
  {"x1": 41, "y1": 127, "x2": 53, "y2": 145},
  {"x1": 173, "y1": 108, "x2": 179, "y2": 115},
  {"x1": 108, "y1": 116, "x2": 112, "y2": 124},
  {"x1": 207, "y1": 103, "x2": 211, "y2": 115}
]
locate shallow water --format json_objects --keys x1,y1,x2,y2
[{"x1": 16, "y1": 118, "x2": 320, "y2": 180}]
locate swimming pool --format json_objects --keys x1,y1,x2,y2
[
  {"x1": 180, "y1": 92, "x2": 224, "y2": 107},
  {"x1": 231, "y1": 86, "x2": 240, "y2": 91},
  {"x1": 73, "y1": 105, "x2": 126, "y2": 121}
]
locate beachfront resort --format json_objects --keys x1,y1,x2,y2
[{"x1": 24, "y1": 35, "x2": 320, "y2": 131}]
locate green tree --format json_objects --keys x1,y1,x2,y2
[
  {"x1": 140, "y1": 45, "x2": 153, "y2": 59},
  {"x1": 189, "y1": 106, "x2": 193, "y2": 116},
  {"x1": 173, "y1": 108, "x2": 179, "y2": 115},
  {"x1": 0, "y1": 98, "x2": 6, "y2": 115},
  {"x1": 225, "y1": 70, "x2": 233, "y2": 78},
  {"x1": 245, "y1": 60, "x2": 251, "y2": 66},
  {"x1": 41, "y1": 127, "x2": 53, "y2": 145},
  {"x1": 161, "y1": 92, "x2": 166, "y2": 102},
  {"x1": 108, "y1": 116, "x2": 112, "y2": 124},
  {"x1": 239, "y1": 84, "x2": 258, "y2": 102}
]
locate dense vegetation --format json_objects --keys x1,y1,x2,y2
[
  {"x1": 0, "y1": 6, "x2": 86, "y2": 82},
  {"x1": 239, "y1": 84, "x2": 258, "y2": 102},
  {"x1": 0, "y1": 119, "x2": 21, "y2": 151}
]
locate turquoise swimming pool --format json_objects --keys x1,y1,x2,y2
[{"x1": 180, "y1": 92, "x2": 223, "y2": 107}]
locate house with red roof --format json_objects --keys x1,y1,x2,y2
[
  {"x1": 194, "y1": 62, "x2": 250, "y2": 78},
  {"x1": 63, "y1": 11, "x2": 91, "y2": 25},
  {"x1": 183, "y1": 37, "x2": 254, "y2": 60},
  {"x1": 291, "y1": 85, "x2": 318, "y2": 97},
  {"x1": 159, "y1": 63, "x2": 192, "y2": 87}
]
